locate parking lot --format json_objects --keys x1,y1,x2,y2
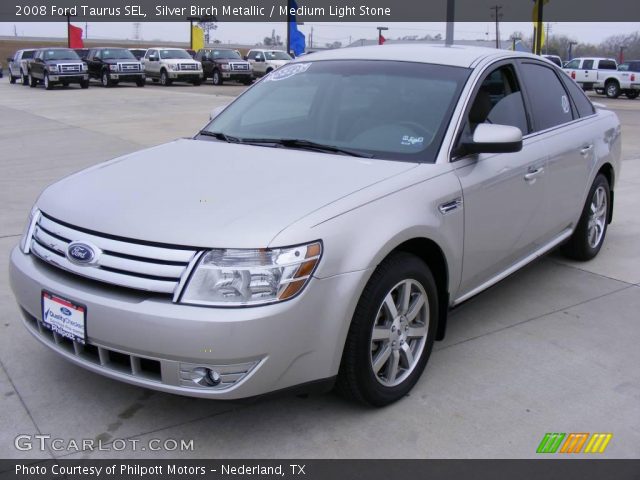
[{"x1": 1, "y1": 78, "x2": 639, "y2": 459}]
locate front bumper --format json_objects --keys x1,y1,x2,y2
[
  {"x1": 49, "y1": 74, "x2": 89, "y2": 82},
  {"x1": 9, "y1": 246, "x2": 368, "y2": 399},
  {"x1": 110, "y1": 73, "x2": 145, "y2": 82},
  {"x1": 168, "y1": 71, "x2": 202, "y2": 81}
]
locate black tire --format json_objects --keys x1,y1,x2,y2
[
  {"x1": 136, "y1": 78, "x2": 145, "y2": 87},
  {"x1": 9, "y1": 75, "x2": 16, "y2": 84},
  {"x1": 101, "y1": 70, "x2": 113, "y2": 87},
  {"x1": 336, "y1": 252, "x2": 438, "y2": 407},
  {"x1": 44, "y1": 73, "x2": 54, "y2": 90},
  {"x1": 80, "y1": 80, "x2": 89, "y2": 89},
  {"x1": 21, "y1": 70, "x2": 29, "y2": 85},
  {"x1": 160, "y1": 69, "x2": 172, "y2": 86},
  {"x1": 561, "y1": 174, "x2": 610, "y2": 261},
  {"x1": 266, "y1": 67, "x2": 273, "y2": 75},
  {"x1": 212, "y1": 70, "x2": 222, "y2": 86},
  {"x1": 625, "y1": 90, "x2": 639, "y2": 99},
  {"x1": 29, "y1": 74, "x2": 37, "y2": 88},
  {"x1": 605, "y1": 80, "x2": 620, "y2": 99}
]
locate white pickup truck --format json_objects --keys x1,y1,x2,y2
[{"x1": 563, "y1": 57, "x2": 640, "y2": 99}]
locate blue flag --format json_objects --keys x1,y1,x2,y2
[{"x1": 289, "y1": 0, "x2": 306, "y2": 56}]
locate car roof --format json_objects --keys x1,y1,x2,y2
[{"x1": 291, "y1": 44, "x2": 542, "y2": 68}]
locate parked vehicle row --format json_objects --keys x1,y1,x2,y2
[
  {"x1": 6, "y1": 46, "x2": 293, "y2": 90},
  {"x1": 563, "y1": 57, "x2": 640, "y2": 99}
]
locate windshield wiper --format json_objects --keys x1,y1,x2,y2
[
  {"x1": 238, "y1": 138, "x2": 374, "y2": 158},
  {"x1": 197, "y1": 131, "x2": 241, "y2": 143}
]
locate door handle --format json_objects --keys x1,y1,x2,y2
[
  {"x1": 524, "y1": 167, "x2": 544, "y2": 182},
  {"x1": 580, "y1": 144, "x2": 593, "y2": 156}
]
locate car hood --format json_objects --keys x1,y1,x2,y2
[{"x1": 38, "y1": 139, "x2": 417, "y2": 248}]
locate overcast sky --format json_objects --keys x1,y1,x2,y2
[{"x1": 1, "y1": 22, "x2": 638, "y2": 46}]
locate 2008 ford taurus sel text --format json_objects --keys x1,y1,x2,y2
[{"x1": 10, "y1": 45, "x2": 621, "y2": 406}]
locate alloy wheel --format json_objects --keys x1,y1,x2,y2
[
  {"x1": 588, "y1": 185, "x2": 607, "y2": 248},
  {"x1": 369, "y1": 279, "x2": 429, "y2": 387}
]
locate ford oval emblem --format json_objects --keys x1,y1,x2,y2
[
  {"x1": 60, "y1": 307, "x2": 72, "y2": 316},
  {"x1": 66, "y1": 242, "x2": 100, "y2": 266}
]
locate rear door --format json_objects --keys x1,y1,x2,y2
[
  {"x1": 518, "y1": 59, "x2": 596, "y2": 242},
  {"x1": 453, "y1": 61, "x2": 550, "y2": 296},
  {"x1": 579, "y1": 59, "x2": 595, "y2": 86}
]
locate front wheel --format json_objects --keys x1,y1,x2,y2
[
  {"x1": 160, "y1": 70, "x2": 172, "y2": 86},
  {"x1": 80, "y1": 79, "x2": 89, "y2": 89},
  {"x1": 336, "y1": 252, "x2": 438, "y2": 406},
  {"x1": 9, "y1": 74, "x2": 16, "y2": 84},
  {"x1": 101, "y1": 71, "x2": 112, "y2": 87},
  {"x1": 212, "y1": 70, "x2": 222, "y2": 86},
  {"x1": 136, "y1": 78, "x2": 145, "y2": 87},
  {"x1": 44, "y1": 73, "x2": 53, "y2": 90},
  {"x1": 625, "y1": 90, "x2": 639, "y2": 99},
  {"x1": 562, "y1": 174, "x2": 610, "y2": 261}
]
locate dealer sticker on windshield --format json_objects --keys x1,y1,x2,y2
[
  {"x1": 264, "y1": 63, "x2": 311, "y2": 82},
  {"x1": 401, "y1": 135, "x2": 424, "y2": 147},
  {"x1": 41, "y1": 291, "x2": 86, "y2": 344}
]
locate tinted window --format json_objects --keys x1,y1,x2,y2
[
  {"x1": 466, "y1": 66, "x2": 529, "y2": 135},
  {"x1": 598, "y1": 60, "x2": 617, "y2": 70},
  {"x1": 204, "y1": 60, "x2": 471, "y2": 162},
  {"x1": 561, "y1": 74, "x2": 595, "y2": 118},
  {"x1": 582, "y1": 60, "x2": 594, "y2": 70},
  {"x1": 43, "y1": 49, "x2": 80, "y2": 61},
  {"x1": 520, "y1": 62, "x2": 574, "y2": 131},
  {"x1": 22, "y1": 50, "x2": 35, "y2": 59},
  {"x1": 565, "y1": 59, "x2": 580, "y2": 69}
]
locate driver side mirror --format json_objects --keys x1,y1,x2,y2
[
  {"x1": 149, "y1": 55, "x2": 158, "y2": 62},
  {"x1": 462, "y1": 124, "x2": 523, "y2": 155}
]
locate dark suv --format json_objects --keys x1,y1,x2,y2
[
  {"x1": 86, "y1": 48, "x2": 145, "y2": 87},
  {"x1": 195, "y1": 48, "x2": 252, "y2": 86},
  {"x1": 29, "y1": 48, "x2": 89, "y2": 90}
]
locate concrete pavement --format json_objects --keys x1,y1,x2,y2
[{"x1": 0, "y1": 79, "x2": 638, "y2": 459}]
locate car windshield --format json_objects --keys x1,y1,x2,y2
[
  {"x1": 265, "y1": 51, "x2": 292, "y2": 60},
  {"x1": 209, "y1": 50, "x2": 241, "y2": 59},
  {"x1": 22, "y1": 50, "x2": 35, "y2": 59},
  {"x1": 101, "y1": 49, "x2": 136, "y2": 60},
  {"x1": 43, "y1": 50, "x2": 80, "y2": 61},
  {"x1": 159, "y1": 49, "x2": 192, "y2": 59},
  {"x1": 201, "y1": 60, "x2": 470, "y2": 162}
]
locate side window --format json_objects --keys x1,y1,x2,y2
[
  {"x1": 145, "y1": 49, "x2": 154, "y2": 59},
  {"x1": 247, "y1": 51, "x2": 256, "y2": 59},
  {"x1": 598, "y1": 60, "x2": 617, "y2": 70},
  {"x1": 467, "y1": 65, "x2": 529, "y2": 134},
  {"x1": 560, "y1": 74, "x2": 596, "y2": 118},
  {"x1": 565, "y1": 59, "x2": 580, "y2": 69},
  {"x1": 582, "y1": 60, "x2": 594, "y2": 70},
  {"x1": 519, "y1": 62, "x2": 574, "y2": 131}
]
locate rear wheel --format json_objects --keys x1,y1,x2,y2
[
  {"x1": 80, "y1": 79, "x2": 89, "y2": 89},
  {"x1": 605, "y1": 80, "x2": 620, "y2": 98},
  {"x1": 336, "y1": 252, "x2": 438, "y2": 406},
  {"x1": 562, "y1": 174, "x2": 610, "y2": 261},
  {"x1": 626, "y1": 90, "x2": 639, "y2": 99}
]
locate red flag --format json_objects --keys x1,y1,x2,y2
[
  {"x1": 68, "y1": 24, "x2": 84, "y2": 48},
  {"x1": 378, "y1": 34, "x2": 386, "y2": 45}
]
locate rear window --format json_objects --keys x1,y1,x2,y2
[
  {"x1": 598, "y1": 60, "x2": 617, "y2": 70},
  {"x1": 520, "y1": 62, "x2": 574, "y2": 131},
  {"x1": 561, "y1": 73, "x2": 596, "y2": 118}
]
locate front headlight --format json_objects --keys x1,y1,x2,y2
[
  {"x1": 48, "y1": 64, "x2": 58, "y2": 72},
  {"x1": 109, "y1": 64, "x2": 118, "y2": 72},
  {"x1": 20, "y1": 207, "x2": 41, "y2": 254},
  {"x1": 221, "y1": 64, "x2": 230, "y2": 70},
  {"x1": 167, "y1": 63, "x2": 178, "y2": 71},
  {"x1": 82, "y1": 63, "x2": 88, "y2": 71},
  {"x1": 181, "y1": 241, "x2": 322, "y2": 307}
]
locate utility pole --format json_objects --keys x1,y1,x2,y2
[
  {"x1": 310, "y1": 26, "x2": 313, "y2": 49},
  {"x1": 511, "y1": 35, "x2": 521, "y2": 51},
  {"x1": 445, "y1": 0, "x2": 455, "y2": 46},
  {"x1": 545, "y1": 22, "x2": 552, "y2": 54},
  {"x1": 85, "y1": 22, "x2": 88, "y2": 39},
  {"x1": 490, "y1": 5, "x2": 502, "y2": 49},
  {"x1": 568, "y1": 41, "x2": 577, "y2": 60}
]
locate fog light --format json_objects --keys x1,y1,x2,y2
[{"x1": 190, "y1": 367, "x2": 221, "y2": 387}]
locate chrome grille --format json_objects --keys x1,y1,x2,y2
[
  {"x1": 119, "y1": 62, "x2": 141, "y2": 72},
  {"x1": 230, "y1": 62, "x2": 249, "y2": 71},
  {"x1": 30, "y1": 213, "x2": 197, "y2": 295},
  {"x1": 59, "y1": 64, "x2": 82, "y2": 73},
  {"x1": 179, "y1": 63, "x2": 198, "y2": 71}
]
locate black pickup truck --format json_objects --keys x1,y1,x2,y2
[
  {"x1": 28, "y1": 48, "x2": 89, "y2": 90},
  {"x1": 86, "y1": 47, "x2": 145, "y2": 87},
  {"x1": 194, "y1": 48, "x2": 253, "y2": 86}
]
